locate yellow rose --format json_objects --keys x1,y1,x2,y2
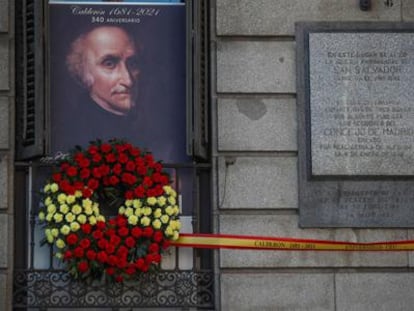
[
  {"x1": 89, "y1": 216, "x2": 97, "y2": 225},
  {"x1": 93, "y1": 204, "x2": 100, "y2": 215},
  {"x1": 38, "y1": 211, "x2": 45, "y2": 221},
  {"x1": 57, "y1": 193, "x2": 67, "y2": 204},
  {"x1": 47, "y1": 204, "x2": 56, "y2": 214},
  {"x1": 133, "y1": 199, "x2": 142, "y2": 209},
  {"x1": 45, "y1": 229, "x2": 54, "y2": 243},
  {"x1": 165, "y1": 206, "x2": 174, "y2": 216},
  {"x1": 43, "y1": 184, "x2": 51, "y2": 193},
  {"x1": 84, "y1": 206, "x2": 93, "y2": 216},
  {"x1": 125, "y1": 207, "x2": 134, "y2": 217},
  {"x1": 170, "y1": 220, "x2": 181, "y2": 230},
  {"x1": 75, "y1": 190, "x2": 82, "y2": 198},
  {"x1": 82, "y1": 198, "x2": 92, "y2": 209},
  {"x1": 172, "y1": 206, "x2": 180, "y2": 216},
  {"x1": 50, "y1": 183, "x2": 59, "y2": 193},
  {"x1": 147, "y1": 197, "x2": 157, "y2": 206},
  {"x1": 44, "y1": 196, "x2": 52, "y2": 206},
  {"x1": 60, "y1": 225, "x2": 70, "y2": 235},
  {"x1": 157, "y1": 196, "x2": 167, "y2": 207},
  {"x1": 71, "y1": 204, "x2": 82, "y2": 215},
  {"x1": 56, "y1": 239, "x2": 66, "y2": 249},
  {"x1": 51, "y1": 228, "x2": 59, "y2": 237},
  {"x1": 53, "y1": 213, "x2": 63, "y2": 223},
  {"x1": 70, "y1": 222, "x2": 80, "y2": 232},
  {"x1": 172, "y1": 231, "x2": 179, "y2": 241},
  {"x1": 97, "y1": 215, "x2": 105, "y2": 222},
  {"x1": 152, "y1": 219, "x2": 162, "y2": 229},
  {"x1": 160, "y1": 215, "x2": 169, "y2": 224},
  {"x1": 65, "y1": 213, "x2": 75, "y2": 223},
  {"x1": 164, "y1": 226, "x2": 173, "y2": 237},
  {"x1": 77, "y1": 214, "x2": 87, "y2": 224},
  {"x1": 154, "y1": 208, "x2": 162, "y2": 218},
  {"x1": 134, "y1": 208, "x2": 142, "y2": 217},
  {"x1": 46, "y1": 213, "x2": 53, "y2": 222},
  {"x1": 125, "y1": 200, "x2": 133, "y2": 207},
  {"x1": 168, "y1": 196, "x2": 176, "y2": 205},
  {"x1": 144, "y1": 207, "x2": 152, "y2": 216},
  {"x1": 66, "y1": 195, "x2": 76, "y2": 204},
  {"x1": 128, "y1": 215, "x2": 138, "y2": 225},
  {"x1": 140, "y1": 216, "x2": 150, "y2": 226},
  {"x1": 118, "y1": 206, "x2": 126, "y2": 215},
  {"x1": 59, "y1": 204, "x2": 69, "y2": 215}
]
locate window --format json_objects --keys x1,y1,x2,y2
[{"x1": 14, "y1": 0, "x2": 212, "y2": 309}]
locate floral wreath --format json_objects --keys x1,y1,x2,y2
[{"x1": 38, "y1": 139, "x2": 180, "y2": 283}]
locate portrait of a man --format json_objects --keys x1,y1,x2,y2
[{"x1": 49, "y1": 3, "x2": 190, "y2": 164}]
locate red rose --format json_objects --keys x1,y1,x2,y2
[
  {"x1": 99, "y1": 164, "x2": 111, "y2": 176},
  {"x1": 80, "y1": 238, "x2": 91, "y2": 249},
  {"x1": 88, "y1": 145, "x2": 99, "y2": 155},
  {"x1": 118, "y1": 227, "x2": 129, "y2": 237},
  {"x1": 106, "y1": 267, "x2": 115, "y2": 276},
  {"x1": 125, "y1": 191, "x2": 134, "y2": 200},
  {"x1": 106, "y1": 244, "x2": 116, "y2": 254},
  {"x1": 143, "y1": 227, "x2": 154, "y2": 238},
  {"x1": 64, "y1": 250, "x2": 72, "y2": 260},
  {"x1": 125, "y1": 236, "x2": 136, "y2": 248},
  {"x1": 110, "y1": 235, "x2": 121, "y2": 246},
  {"x1": 143, "y1": 176, "x2": 153, "y2": 187},
  {"x1": 117, "y1": 258, "x2": 127, "y2": 269},
  {"x1": 109, "y1": 175, "x2": 120, "y2": 186},
  {"x1": 108, "y1": 255, "x2": 118, "y2": 266},
  {"x1": 117, "y1": 246, "x2": 129, "y2": 257},
  {"x1": 113, "y1": 163, "x2": 122, "y2": 175},
  {"x1": 97, "y1": 251, "x2": 108, "y2": 263},
  {"x1": 135, "y1": 258, "x2": 145, "y2": 269},
  {"x1": 152, "y1": 253, "x2": 161, "y2": 263},
  {"x1": 66, "y1": 166, "x2": 78, "y2": 177},
  {"x1": 162, "y1": 240, "x2": 170, "y2": 250},
  {"x1": 131, "y1": 227, "x2": 142, "y2": 238},
  {"x1": 96, "y1": 221, "x2": 106, "y2": 230},
  {"x1": 136, "y1": 165, "x2": 147, "y2": 176},
  {"x1": 116, "y1": 216, "x2": 127, "y2": 227},
  {"x1": 153, "y1": 231, "x2": 163, "y2": 243},
  {"x1": 105, "y1": 153, "x2": 116, "y2": 163},
  {"x1": 118, "y1": 153, "x2": 129, "y2": 164},
  {"x1": 77, "y1": 260, "x2": 89, "y2": 273},
  {"x1": 86, "y1": 250, "x2": 97, "y2": 261},
  {"x1": 60, "y1": 162, "x2": 70, "y2": 170},
  {"x1": 115, "y1": 275, "x2": 124, "y2": 283},
  {"x1": 80, "y1": 168, "x2": 90, "y2": 179},
  {"x1": 82, "y1": 188, "x2": 93, "y2": 198},
  {"x1": 149, "y1": 243, "x2": 159, "y2": 254},
  {"x1": 154, "y1": 162, "x2": 162, "y2": 172},
  {"x1": 92, "y1": 167, "x2": 102, "y2": 179},
  {"x1": 92, "y1": 153, "x2": 102, "y2": 163},
  {"x1": 125, "y1": 266, "x2": 136, "y2": 275},
  {"x1": 130, "y1": 146, "x2": 140, "y2": 156},
  {"x1": 52, "y1": 173, "x2": 62, "y2": 182},
  {"x1": 144, "y1": 154, "x2": 154, "y2": 164},
  {"x1": 87, "y1": 178, "x2": 99, "y2": 190},
  {"x1": 73, "y1": 247, "x2": 84, "y2": 258},
  {"x1": 73, "y1": 181, "x2": 84, "y2": 190},
  {"x1": 100, "y1": 143, "x2": 112, "y2": 153},
  {"x1": 81, "y1": 223, "x2": 92, "y2": 234},
  {"x1": 125, "y1": 161, "x2": 135, "y2": 171},
  {"x1": 92, "y1": 230, "x2": 104, "y2": 240},
  {"x1": 97, "y1": 239, "x2": 108, "y2": 250},
  {"x1": 134, "y1": 185, "x2": 145, "y2": 198},
  {"x1": 80, "y1": 158, "x2": 90, "y2": 168},
  {"x1": 66, "y1": 233, "x2": 78, "y2": 245},
  {"x1": 105, "y1": 228, "x2": 116, "y2": 237}
]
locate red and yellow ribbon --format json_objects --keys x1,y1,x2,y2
[{"x1": 172, "y1": 233, "x2": 414, "y2": 251}]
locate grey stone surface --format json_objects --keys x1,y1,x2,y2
[
  {"x1": 0, "y1": 274, "x2": 6, "y2": 311},
  {"x1": 217, "y1": 41, "x2": 295, "y2": 93},
  {"x1": 0, "y1": 0, "x2": 7, "y2": 32},
  {"x1": 218, "y1": 157, "x2": 297, "y2": 208},
  {"x1": 217, "y1": 0, "x2": 401, "y2": 36},
  {"x1": 309, "y1": 32, "x2": 414, "y2": 176},
  {"x1": 0, "y1": 97, "x2": 9, "y2": 148},
  {"x1": 218, "y1": 97, "x2": 297, "y2": 151},
  {"x1": 0, "y1": 214, "x2": 8, "y2": 267},
  {"x1": 0, "y1": 155, "x2": 7, "y2": 210},
  {"x1": 220, "y1": 214, "x2": 408, "y2": 268},
  {"x1": 221, "y1": 273, "x2": 334, "y2": 311},
  {"x1": 336, "y1": 273, "x2": 414, "y2": 311},
  {"x1": 403, "y1": 0, "x2": 414, "y2": 21},
  {"x1": 0, "y1": 36, "x2": 8, "y2": 90}
]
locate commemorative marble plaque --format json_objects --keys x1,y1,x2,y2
[{"x1": 296, "y1": 22, "x2": 414, "y2": 227}]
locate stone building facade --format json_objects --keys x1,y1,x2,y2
[{"x1": 2, "y1": 0, "x2": 414, "y2": 310}]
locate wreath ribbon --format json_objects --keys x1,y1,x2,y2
[{"x1": 173, "y1": 233, "x2": 414, "y2": 251}]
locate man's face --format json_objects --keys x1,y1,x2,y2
[{"x1": 82, "y1": 27, "x2": 139, "y2": 115}]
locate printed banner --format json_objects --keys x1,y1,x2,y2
[{"x1": 173, "y1": 233, "x2": 414, "y2": 251}]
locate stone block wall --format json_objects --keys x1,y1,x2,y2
[
  {"x1": 0, "y1": 0, "x2": 11, "y2": 310},
  {"x1": 214, "y1": 0, "x2": 414, "y2": 310}
]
